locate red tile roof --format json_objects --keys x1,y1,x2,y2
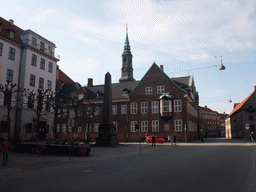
[
  {"x1": 0, "y1": 17, "x2": 23, "y2": 45},
  {"x1": 56, "y1": 68, "x2": 74, "y2": 89},
  {"x1": 229, "y1": 92, "x2": 254, "y2": 117}
]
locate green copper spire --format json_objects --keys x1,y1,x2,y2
[
  {"x1": 124, "y1": 24, "x2": 130, "y2": 47},
  {"x1": 123, "y1": 24, "x2": 131, "y2": 54}
]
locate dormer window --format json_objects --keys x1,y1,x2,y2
[
  {"x1": 123, "y1": 88, "x2": 130, "y2": 97},
  {"x1": 6, "y1": 29, "x2": 14, "y2": 38},
  {"x1": 96, "y1": 91, "x2": 102, "y2": 98},
  {"x1": 40, "y1": 42, "x2": 45, "y2": 52},
  {"x1": 78, "y1": 94, "x2": 84, "y2": 100}
]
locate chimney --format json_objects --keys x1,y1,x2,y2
[
  {"x1": 87, "y1": 78, "x2": 93, "y2": 87},
  {"x1": 254, "y1": 86, "x2": 256, "y2": 92},
  {"x1": 205, "y1": 106, "x2": 207, "y2": 108},
  {"x1": 9, "y1": 19, "x2": 14, "y2": 25},
  {"x1": 160, "y1": 65, "x2": 164, "y2": 71}
]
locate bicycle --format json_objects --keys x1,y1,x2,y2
[
  {"x1": 21, "y1": 145, "x2": 31, "y2": 156},
  {"x1": 32, "y1": 144, "x2": 47, "y2": 156}
]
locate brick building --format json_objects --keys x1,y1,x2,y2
[
  {"x1": 56, "y1": 28, "x2": 200, "y2": 142},
  {"x1": 199, "y1": 106, "x2": 220, "y2": 137}
]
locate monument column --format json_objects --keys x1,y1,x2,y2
[{"x1": 97, "y1": 72, "x2": 118, "y2": 146}]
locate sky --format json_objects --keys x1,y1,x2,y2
[{"x1": 1, "y1": 0, "x2": 255, "y2": 114}]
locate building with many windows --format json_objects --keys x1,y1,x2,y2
[
  {"x1": 0, "y1": 17, "x2": 60, "y2": 141},
  {"x1": 56, "y1": 28, "x2": 199, "y2": 142}
]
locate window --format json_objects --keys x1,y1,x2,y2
[
  {"x1": 45, "y1": 100, "x2": 51, "y2": 112},
  {"x1": 141, "y1": 102, "x2": 148, "y2": 114},
  {"x1": 86, "y1": 123, "x2": 91, "y2": 132},
  {"x1": 62, "y1": 124, "x2": 67, "y2": 132},
  {"x1": 48, "y1": 46, "x2": 52, "y2": 54},
  {"x1": 47, "y1": 80, "x2": 52, "y2": 91},
  {"x1": 145, "y1": 87, "x2": 152, "y2": 95},
  {"x1": 40, "y1": 42, "x2": 45, "y2": 52},
  {"x1": 131, "y1": 102, "x2": 137, "y2": 114},
  {"x1": 48, "y1": 62, "x2": 53, "y2": 73},
  {"x1": 68, "y1": 126, "x2": 72, "y2": 132},
  {"x1": 157, "y1": 86, "x2": 164, "y2": 94},
  {"x1": 121, "y1": 105, "x2": 127, "y2": 114},
  {"x1": 151, "y1": 101, "x2": 159, "y2": 113},
  {"x1": 94, "y1": 123, "x2": 100, "y2": 132},
  {"x1": 112, "y1": 105, "x2": 117, "y2": 115},
  {"x1": 6, "y1": 69, "x2": 13, "y2": 82},
  {"x1": 174, "y1": 100, "x2": 182, "y2": 112},
  {"x1": 94, "y1": 106, "x2": 100, "y2": 115},
  {"x1": 175, "y1": 120, "x2": 182, "y2": 131},
  {"x1": 152, "y1": 120, "x2": 159, "y2": 132},
  {"x1": 131, "y1": 121, "x2": 138, "y2": 132},
  {"x1": 31, "y1": 54, "x2": 37, "y2": 66},
  {"x1": 162, "y1": 100, "x2": 169, "y2": 112},
  {"x1": 39, "y1": 77, "x2": 44, "y2": 89},
  {"x1": 8, "y1": 47, "x2": 15, "y2": 60},
  {"x1": 27, "y1": 94, "x2": 34, "y2": 109},
  {"x1": 57, "y1": 124, "x2": 60, "y2": 132},
  {"x1": 32, "y1": 37, "x2": 37, "y2": 46},
  {"x1": 57, "y1": 109, "x2": 61, "y2": 117},
  {"x1": 248, "y1": 105, "x2": 254, "y2": 121},
  {"x1": 113, "y1": 121, "x2": 118, "y2": 132},
  {"x1": 63, "y1": 108, "x2": 68, "y2": 117},
  {"x1": 30, "y1": 74, "x2": 36, "y2": 86},
  {"x1": 78, "y1": 126, "x2": 82, "y2": 132},
  {"x1": 0, "y1": 43, "x2": 3, "y2": 56},
  {"x1": 141, "y1": 121, "x2": 148, "y2": 132},
  {"x1": 40, "y1": 58, "x2": 45, "y2": 70},
  {"x1": 7, "y1": 29, "x2": 14, "y2": 38}
]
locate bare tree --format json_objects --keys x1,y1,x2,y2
[{"x1": 0, "y1": 81, "x2": 20, "y2": 141}]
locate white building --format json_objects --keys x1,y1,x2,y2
[{"x1": 0, "y1": 17, "x2": 60, "y2": 141}]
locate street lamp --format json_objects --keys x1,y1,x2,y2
[{"x1": 219, "y1": 56, "x2": 226, "y2": 70}]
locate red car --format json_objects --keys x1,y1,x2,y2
[{"x1": 146, "y1": 135, "x2": 165, "y2": 143}]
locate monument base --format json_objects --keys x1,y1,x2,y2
[{"x1": 96, "y1": 123, "x2": 119, "y2": 147}]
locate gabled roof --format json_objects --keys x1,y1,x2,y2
[
  {"x1": 229, "y1": 92, "x2": 254, "y2": 117},
  {"x1": 61, "y1": 82, "x2": 84, "y2": 98},
  {"x1": 0, "y1": 17, "x2": 23, "y2": 45},
  {"x1": 56, "y1": 68, "x2": 75, "y2": 89},
  {"x1": 172, "y1": 76, "x2": 192, "y2": 89}
]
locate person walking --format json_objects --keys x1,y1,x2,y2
[
  {"x1": 2, "y1": 138, "x2": 11, "y2": 166},
  {"x1": 173, "y1": 136, "x2": 177, "y2": 145},
  {"x1": 152, "y1": 135, "x2": 156, "y2": 146},
  {"x1": 167, "y1": 135, "x2": 170, "y2": 142},
  {"x1": 249, "y1": 132, "x2": 254, "y2": 142}
]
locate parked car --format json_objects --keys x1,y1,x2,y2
[{"x1": 146, "y1": 135, "x2": 165, "y2": 143}]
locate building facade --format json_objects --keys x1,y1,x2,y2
[
  {"x1": 0, "y1": 17, "x2": 60, "y2": 141},
  {"x1": 56, "y1": 29, "x2": 200, "y2": 142},
  {"x1": 226, "y1": 86, "x2": 256, "y2": 139},
  {"x1": 199, "y1": 106, "x2": 220, "y2": 138}
]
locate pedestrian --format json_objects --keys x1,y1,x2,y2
[
  {"x1": 167, "y1": 135, "x2": 170, "y2": 142},
  {"x1": 250, "y1": 132, "x2": 254, "y2": 142},
  {"x1": 2, "y1": 138, "x2": 11, "y2": 166},
  {"x1": 152, "y1": 135, "x2": 156, "y2": 146},
  {"x1": 173, "y1": 136, "x2": 177, "y2": 145}
]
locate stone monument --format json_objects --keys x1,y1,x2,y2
[{"x1": 96, "y1": 72, "x2": 118, "y2": 146}]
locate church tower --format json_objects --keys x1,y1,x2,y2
[{"x1": 119, "y1": 25, "x2": 135, "y2": 82}]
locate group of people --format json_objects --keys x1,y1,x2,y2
[{"x1": 167, "y1": 135, "x2": 177, "y2": 145}]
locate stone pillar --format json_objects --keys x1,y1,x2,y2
[{"x1": 97, "y1": 72, "x2": 118, "y2": 146}]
